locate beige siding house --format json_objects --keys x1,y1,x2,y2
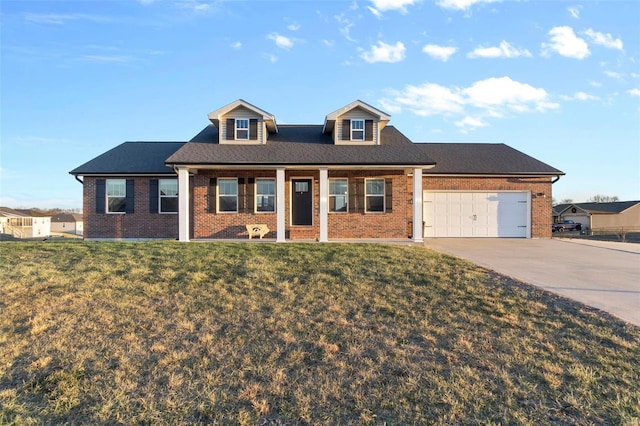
[{"x1": 554, "y1": 201, "x2": 640, "y2": 231}]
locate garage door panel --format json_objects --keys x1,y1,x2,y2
[{"x1": 424, "y1": 191, "x2": 529, "y2": 238}]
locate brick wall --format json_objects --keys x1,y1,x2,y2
[
  {"x1": 83, "y1": 177, "x2": 178, "y2": 239},
  {"x1": 422, "y1": 176, "x2": 554, "y2": 238}
]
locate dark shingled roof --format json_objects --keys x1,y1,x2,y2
[
  {"x1": 166, "y1": 125, "x2": 436, "y2": 166},
  {"x1": 417, "y1": 143, "x2": 563, "y2": 175},
  {"x1": 70, "y1": 142, "x2": 185, "y2": 175},
  {"x1": 554, "y1": 201, "x2": 640, "y2": 215}
]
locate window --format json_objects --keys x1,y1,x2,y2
[
  {"x1": 351, "y1": 119, "x2": 364, "y2": 140},
  {"x1": 236, "y1": 119, "x2": 249, "y2": 140},
  {"x1": 365, "y1": 178, "x2": 385, "y2": 212},
  {"x1": 218, "y1": 178, "x2": 238, "y2": 212},
  {"x1": 329, "y1": 179, "x2": 348, "y2": 212},
  {"x1": 256, "y1": 178, "x2": 275, "y2": 212},
  {"x1": 159, "y1": 179, "x2": 178, "y2": 213},
  {"x1": 107, "y1": 179, "x2": 126, "y2": 213}
]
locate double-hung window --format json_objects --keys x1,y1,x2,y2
[
  {"x1": 107, "y1": 179, "x2": 126, "y2": 213},
  {"x1": 329, "y1": 179, "x2": 348, "y2": 212},
  {"x1": 236, "y1": 119, "x2": 249, "y2": 140},
  {"x1": 159, "y1": 179, "x2": 178, "y2": 213},
  {"x1": 218, "y1": 178, "x2": 238, "y2": 212},
  {"x1": 351, "y1": 119, "x2": 364, "y2": 141},
  {"x1": 256, "y1": 178, "x2": 275, "y2": 212},
  {"x1": 365, "y1": 178, "x2": 385, "y2": 212}
]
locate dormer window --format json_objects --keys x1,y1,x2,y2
[
  {"x1": 351, "y1": 119, "x2": 364, "y2": 141},
  {"x1": 236, "y1": 119, "x2": 249, "y2": 140}
]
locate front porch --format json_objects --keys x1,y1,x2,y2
[{"x1": 177, "y1": 166, "x2": 424, "y2": 243}]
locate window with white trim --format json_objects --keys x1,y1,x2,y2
[
  {"x1": 256, "y1": 178, "x2": 275, "y2": 212},
  {"x1": 329, "y1": 178, "x2": 348, "y2": 212},
  {"x1": 351, "y1": 119, "x2": 364, "y2": 141},
  {"x1": 365, "y1": 178, "x2": 385, "y2": 212},
  {"x1": 218, "y1": 178, "x2": 238, "y2": 212},
  {"x1": 107, "y1": 179, "x2": 126, "y2": 213},
  {"x1": 159, "y1": 179, "x2": 178, "y2": 213},
  {"x1": 236, "y1": 119, "x2": 249, "y2": 140}
]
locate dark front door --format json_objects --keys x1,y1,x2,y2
[{"x1": 292, "y1": 179, "x2": 313, "y2": 226}]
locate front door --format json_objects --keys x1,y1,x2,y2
[{"x1": 292, "y1": 179, "x2": 313, "y2": 226}]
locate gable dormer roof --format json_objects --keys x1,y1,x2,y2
[
  {"x1": 322, "y1": 100, "x2": 391, "y2": 134},
  {"x1": 208, "y1": 99, "x2": 278, "y2": 133}
]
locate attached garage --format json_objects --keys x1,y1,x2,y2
[{"x1": 423, "y1": 191, "x2": 531, "y2": 238}]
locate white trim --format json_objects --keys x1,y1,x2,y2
[
  {"x1": 412, "y1": 168, "x2": 423, "y2": 243},
  {"x1": 276, "y1": 169, "x2": 286, "y2": 242},
  {"x1": 235, "y1": 118, "x2": 249, "y2": 140},
  {"x1": 319, "y1": 168, "x2": 328, "y2": 242},
  {"x1": 328, "y1": 178, "x2": 349, "y2": 213},
  {"x1": 255, "y1": 177, "x2": 276, "y2": 213},
  {"x1": 158, "y1": 178, "x2": 178, "y2": 214},
  {"x1": 217, "y1": 177, "x2": 239, "y2": 213},
  {"x1": 364, "y1": 178, "x2": 385, "y2": 213},
  {"x1": 351, "y1": 119, "x2": 365, "y2": 141},
  {"x1": 178, "y1": 167, "x2": 190, "y2": 242},
  {"x1": 106, "y1": 178, "x2": 126, "y2": 214}
]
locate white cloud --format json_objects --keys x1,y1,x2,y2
[
  {"x1": 268, "y1": 33, "x2": 294, "y2": 49},
  {"x1": 422, "y1": 44, "x2": 457, "y2": 62},
  {"x1": 287, "y1": 23, "x2": 300, "y2": 31},
  {"x1": 263, "y1": 53, "x2": 278, "y2": 63},
  {"x1": 467, "y1": 40, "x2": 532, "y2": 59},
  {"x1": 322, "y1": 39, "x2": 335, "y2": 48},
  {"x1": 604, "y1": 70, "x2": 622, "y2": 80},
  {"x1": 568, "y1": 6, "x2": 581, "y2": 19},
  {"x1": 542, "y1": 26, "x2": 590, "y2": 59},
  {"x1": 584, "y1": 29, "x2": 623, "y2": 51},
  {"x1": 560, "y1": 91, "x2": 598, "y2": 101},
  {"x1": 230, "y1": 41, "x2": 242, "y2": 49},
  {"x1": 361, "y1": 41, "x2": 406, "y2": 63},
  {"x1": 436, "y1": 0, "x2": 498, "y2": 11},
  {"x1": 380, "y1": 76, "x2": 558, "y2": 132},
  {"x1": 628, "y1": 88, "x2": 640, "y2": 97},
  {"x1": 590, "y1": 81, "x2": 602, "y2": 88},
  {"x1": 367, "y1": 6, "x2": 383, "y2": 18},
  {"x1": 335, "y1": 14, "x2": 356, "y2": 42},
  {"x1": 369, "y1": 0, "x2": 419, "y2": 13}
]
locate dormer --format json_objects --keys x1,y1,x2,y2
[
  {"x1": 208, "y1": 99, "x2": 278, "y2": 145},
  {"x1": 322, "y1": 100, "x2": 391, "y2": 145}
]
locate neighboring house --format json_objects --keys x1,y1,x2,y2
[
  {"x1": 0, "y1": 207, "x2": 51, "y2": 239},
  {"x1": 553, "y1": 201, "x2": 640, "y2": 231},
  {"x1": 70, "y1": 99, "x2": 564, "y2": 241},
  {"x1": 51, "y1": 213, "x2": 84, "y2": 235}
]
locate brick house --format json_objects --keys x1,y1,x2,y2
[{"x1": 70, "y1": 99, "x2": 563, "y2": 241}]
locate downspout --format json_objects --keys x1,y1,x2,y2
[
  {"x1": 74, "y1": 175, "x2": 83, "y2": 184},
  {"x1": 552, "y1": 175, "x2": 561, "y2": 184}
]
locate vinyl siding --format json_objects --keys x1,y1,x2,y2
[
  {"x1": 336, "y1": 107, "x2": 379, "y2": 145},
  {"x1": 219, "y1": 106, "x2": 264, "y2": 144}
]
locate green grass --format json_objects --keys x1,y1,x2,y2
[{"x1": 1, "y1": 241, "x2": 639, "y2": 425}]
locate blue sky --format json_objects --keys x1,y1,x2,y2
[{"x1": 1, "y1": 0, "x2": 638, "y2": 209}]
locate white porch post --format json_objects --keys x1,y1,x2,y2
[
  {"x1": 319, "y1": 167, "x2": 329, "y2": 242},
  {"x1": 276, "y1": 168, "x2": 286, "y2": 242},
  {"x1": 412, "y1": 168, "x2": 423, "y2": 243},
  {"x1": 178, "y1": 167, "x2": 190, "y2": 242}
]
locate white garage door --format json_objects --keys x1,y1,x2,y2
[{"x1": 423, "y1": 191, "x2": 530, "y2": 238}]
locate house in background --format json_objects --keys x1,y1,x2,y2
[
  {"x1": 553, "y1": 201, "x2": 640, "y2": 231},
  {"x1": 51, "y1": 213, "x2": 84, "y2": 235},
  {"x1": 70, "y1": 99, "x2": 564, "y2": 242},
  {"x1": 0, "y1": 207, "x2": 51, "y2": 239}
]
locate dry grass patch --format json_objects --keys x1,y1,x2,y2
[{"x1": 1, "y1": 241, "x2": 639, "y2": 425}]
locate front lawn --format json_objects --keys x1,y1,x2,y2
[{"x1": 1, "y1": 242, "x2": 638, "y2": 425}]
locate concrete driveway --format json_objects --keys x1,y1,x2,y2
[{"x1": 423, "y1": 238, "x2": 640, "y2": 327}]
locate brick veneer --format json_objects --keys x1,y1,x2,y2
[
  {"x1": 83, "y1": 173, "x2": 553, "y2": 240},
  {"x1": 83, "y1": 177, "x2": 178, "y2": 239}
]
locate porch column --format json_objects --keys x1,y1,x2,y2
[
  {"x1": 276, "y1": 168, "x2": 286, "y2": 242},
  {"x1": 412, "y1": 168, "x2": 423, "y2": 243},
  {"x1": 319, "y1": 167, "x2": 329, "y2": 242},
  {"x1": 178, "y1": 167, "x2": 190, "y2": 242}
]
